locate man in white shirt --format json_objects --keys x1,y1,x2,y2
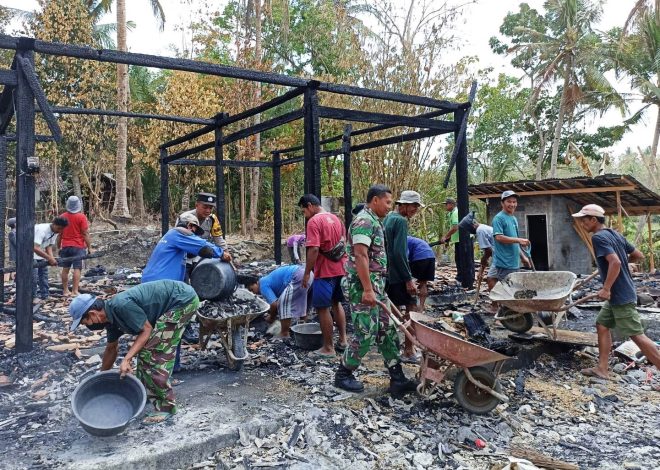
[{"x1": 33, "y1": 217, "x2": 68, "y2": 301}]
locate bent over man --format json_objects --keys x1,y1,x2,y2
[
  {"x1": 69, "y1": 280, "x2": 200, "y2": 424},
  {"x1": 334, "y1": 184, "x2": 417, "y2": 396}
]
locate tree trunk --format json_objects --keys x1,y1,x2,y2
[
  {"x1": 533, "y1": 114, "x2": 546, "y2": 179},
  {"x1": 181, "y1": 185, "x2": 190, "y2": 213},
  {"x1": 131, "y1": 164, "x2": 145, "y2": 219},
  {"x1": 650, "y1": 105, "x2": 660, "y2": 185},
  {"x1": 72, "y1": 168, "x2": 82, "y2": 201},
  {"x1": 549, "y1": 69, "x2": 571, "y2": 178},
  {"x1": 240, "y1": 167, "x2": 246, "y2": 236},
  {"x1": 248, "y1": 0, "x2": 262, "y2": 240},
  {"x1": 112, "y1": 0, "x2": 131, "y2": 219}
]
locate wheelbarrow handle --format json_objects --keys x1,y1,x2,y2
[
  {"x1": 572, "y1": 270, "x2": 599, "y2": 292},
  {"x1": 374, "y1": 299, "x2": 422, "y2": 350},
  {"x1": 561, "y1": 293, "x2": 601, "y2": 311}
]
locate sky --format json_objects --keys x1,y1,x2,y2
[{"x1": 0, "y1": 0, "x2": 651, "y2": 157}]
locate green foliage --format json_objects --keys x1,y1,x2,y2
[{"x1": 469, "y1": 74, "x2": 531, "y2": 182}]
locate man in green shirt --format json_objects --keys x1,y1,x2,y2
[
  {"x1": 69, "y1": 280, "x2": 199, "y2": 424},
  {"x1": 383, "y1": 190, "x2": 422, "y2": 363},
  {"x1": 440, "y1": 197, "x2": 459, "y2": 264}
]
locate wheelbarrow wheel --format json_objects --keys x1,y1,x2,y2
[
  {"x1": 453, "y1": 366, "x2": 502, "y2": 415},
  {"x1": 499, "y1": 309, "x2": 534, "y2": 333},
  {"x1": 229, "y1": 325, "x2": 246, "y2": 371}
]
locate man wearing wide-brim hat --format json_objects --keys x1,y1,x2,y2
[
  {"x1": 383, "y1": 190, "x2": 424, "y2": 364},
  {"x1": 572, "y1": 204, "x2": 660, "y2": 380}
]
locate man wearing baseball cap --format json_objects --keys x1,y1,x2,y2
[
  {"x1": 439, "y1": 198, "x2": 459, "y2": 264},
  {"x1": 572, "y1": 204, "x2": 660, "y2": 379},
  {"x1": 177, "y1": 192, "x2": 228, "y2": 280},
  {"x1": 68, "y1": 280, "x2": 199, "y2": 424},
  {"x1": 384, "y1": 190, "x2": 423, "y2": 363},
  {"x1": 486, "y1": 190, "x2": 530, "y2": 291},
  {"x1": 142, "y1": 212, "x2": 230, "y2": 283}
]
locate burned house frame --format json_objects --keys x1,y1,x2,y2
[{"x1": 0, "y1": 35, "x2": 474, "y2": 353}]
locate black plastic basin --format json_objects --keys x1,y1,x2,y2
[{"x1": 71, "y1": 371, "x2": 146, "y2": 437}]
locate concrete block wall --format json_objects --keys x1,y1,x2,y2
[{"x1": 484, "y1": 195, "x2": 593, "y2": 275}]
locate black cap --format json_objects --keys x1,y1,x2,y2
[
  {"x1": 196, "y1": 192, "x2": 216, "y2": 207},
  {"x1": 444, "y1": 197, "x2": 456, "y2": 204}
]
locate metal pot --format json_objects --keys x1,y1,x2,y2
[
  {"x1": 291, "y1": 322, "x2": 324, "y2": 350},
  {"x1": 190, "y1": 258, "x2": 237, "y2": 301},
  {"x1": 71, "y1": 371, "x2": 146, "y2": 437}
]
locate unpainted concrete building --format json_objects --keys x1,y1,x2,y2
[{"x1": 468, "y1": 175, "x2": 660, "y2": 275}]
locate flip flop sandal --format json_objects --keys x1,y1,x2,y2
[
  {"x1": 142, "y1": 411, "x2": 173, "y2": 425},
  {"x1": 309, "y1": 350, "x2": 336, "y2": 360},
  {"x1": 580, "y1": 368, "x2": 610, "y2": 380}
]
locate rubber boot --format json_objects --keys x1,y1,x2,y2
[
  {"x1": 334, "y1": 365, "x2": 364, "y2": 392},
  {"x1": 388, "y1": 363, "x2": 418, "y2": 397}
]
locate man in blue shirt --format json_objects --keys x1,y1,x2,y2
[
  {"x1": 572, "y1": 204, "x2": 660, "y2": 379},
  {"x1": 142, "y1": 212, "x2": 231, "y2": 372},
  {"x1": 407, "y1": 236, "x2": 435, "y2": 311},
  {"x1": 242, "y1": 265, "x2": 312, "y2": 338},
  {"x1": 486, "y1": 190, "x2": 530, "y2": 290},
  {"x1": 142, "y1": 213, "x2": 230, "y2": 283}
]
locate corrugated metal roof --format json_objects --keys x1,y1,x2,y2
[{"x1": 468, "y1": 174, "x2": 660, "y2": 216}]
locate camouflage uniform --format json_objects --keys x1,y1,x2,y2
[
  {"x1": 342, "y1": 207, "x2": 401, "y2": 370},
  {"x1": 135, "y1": 296, "x2": 200, "y2": 413}
]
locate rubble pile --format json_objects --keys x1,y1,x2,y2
[{"x1": 0, "y1": 238, "x2": 659, "y2": 469}]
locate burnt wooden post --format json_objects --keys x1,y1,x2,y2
[
  {"x1": 303, "y1": 82, "x2": 321, "y2": 197},
  {"x1": 0, "y1": 137, "x2": 6, "y2": 309},
  {"x1": 273, "y1": 152, "x2": 282, "y2": 264},
  {"x1": 214, "y1": 113, "x2": 228, "y2": 231},
  {"x1": 342, "y1": 124, "x2": 353, "y2": 229},
  {"x1": 15, "y1": 41, "x2": 37, "y2": 352},
  {"x1": 454, "y1": 106, "x2": 474, "y2": 289},
  {"x1": 159, "y1": 148, "x2": 169, "y2": 236}
]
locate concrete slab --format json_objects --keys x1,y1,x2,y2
[{"x1": 51, "y1": 368, "x2": 301, "y2": 470}]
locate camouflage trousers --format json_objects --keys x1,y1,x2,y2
[
  {"x1": 136, "y1": 296, "x2": 200, "y2": 413},
  {"x1": 341, "y1": 275, "x2": 401, "y2": 370}
]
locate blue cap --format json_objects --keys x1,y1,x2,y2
[{"x1": 69, "y1": 294, "x2": 96, "y2": 331}]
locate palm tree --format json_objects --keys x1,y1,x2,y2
[
  {"x1": 506, "y1": 0, "x2": 624, "y2": 177},
  {"x1": 87, "y1": 0, "x2": 164, "y2": 218},
  {"x1": 612, "y1": 2, "x2": 660, "y2": 182}
]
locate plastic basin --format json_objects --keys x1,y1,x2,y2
[
  {"x1": 71, "y1": 371, "x2": 147, "y2": 437},
  {"x1": 291, "y1": 322, "x2": 323, "y2": 350},
  {"x1": 190, "y1": 259, "x2": 237, "y2": 301}
]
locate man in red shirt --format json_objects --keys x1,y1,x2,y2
[
  {"x1": 57, "y1": 196, "x2": 93, "y2": 296},
  {"x1": 299, "y1": 194, "x2": 347, "y2": 358}
]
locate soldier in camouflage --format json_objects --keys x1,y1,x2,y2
[
  {"x1": 68, "y1": 280, "x2": 199, "y2": 424},
  {"x1": 335, "y1": 185, "x2": 418, "y2": 396}
]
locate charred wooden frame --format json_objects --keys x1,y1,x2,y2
[{"x1": 0, "y1": 34, "x2": 473, "y2": 353}]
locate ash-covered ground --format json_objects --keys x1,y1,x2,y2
[{"x1": 0, "y1": 226, "x2": 659, "y2": 470}]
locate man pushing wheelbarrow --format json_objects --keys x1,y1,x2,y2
[{"x1": 334, "y1": 185, "x2": 418, "y2": 397}]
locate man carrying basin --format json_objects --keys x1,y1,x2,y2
[
  {"x1": 69, "y1": 280, "x2": 200, "y2": 424},
  {"x1": 572, "y1": 204, "x2": 660, "y2": 380},
  {"x1": 142, "y1": 212, "x2": 231, "y2": 373},
  {"x1": 240, "y1": 265, "x2": 312, "y2": 338}
]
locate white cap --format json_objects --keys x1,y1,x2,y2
[{"x1": 572, "y1": 204, "x2": 605, "y2": 218}]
